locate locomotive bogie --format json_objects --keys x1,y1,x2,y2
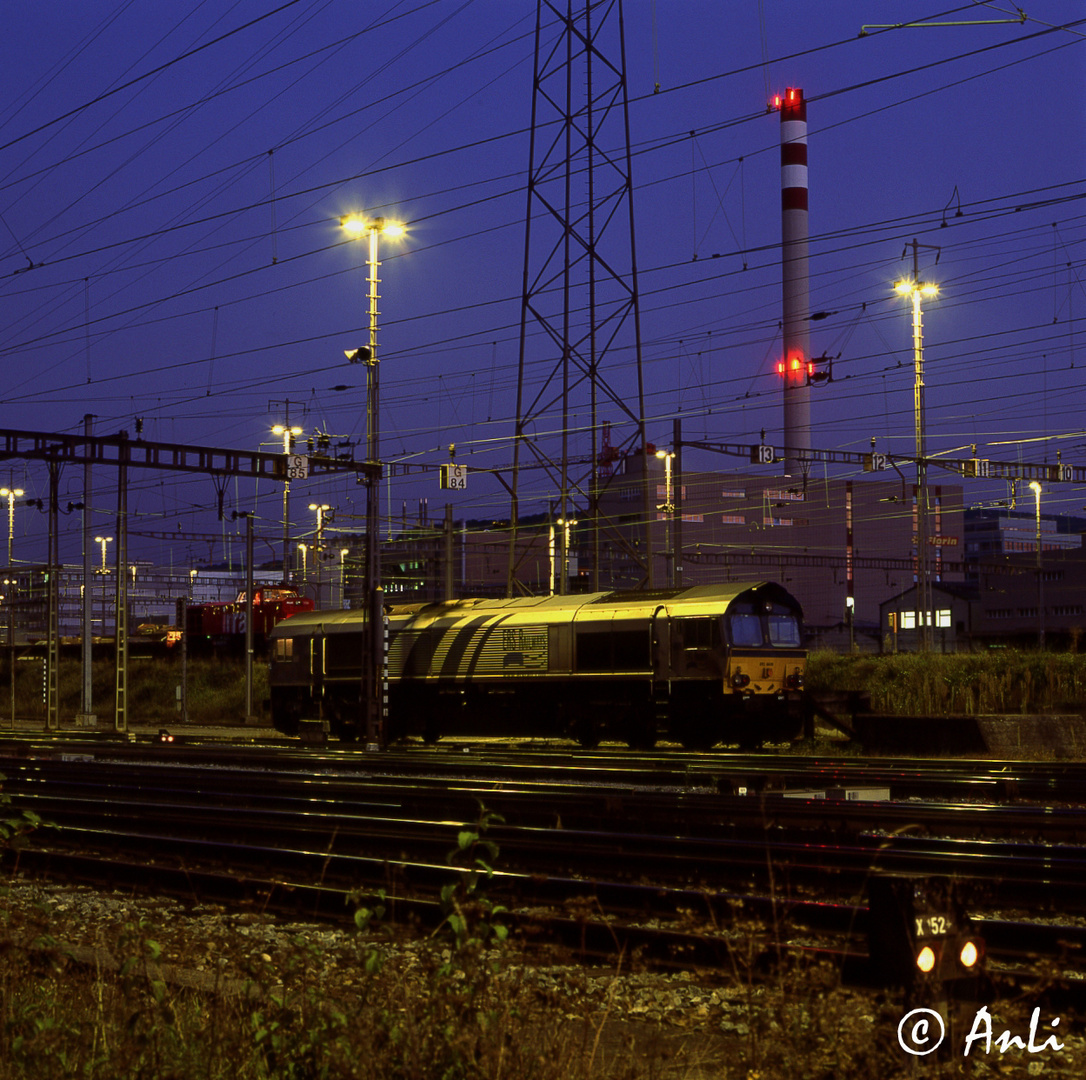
[{"x1": 268, "y1": 582, "x2": 806, "y2": 749}]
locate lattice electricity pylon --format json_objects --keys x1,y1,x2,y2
[{"x1": 507, "y1": 0, "x2": 651, "y2": 595}]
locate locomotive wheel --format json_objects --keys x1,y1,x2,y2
[
  {"x1": 570, "y1": 717, "x2": 601, "y2": 749},
  {"x1": 624, "y1": 717, "x2": 657, "y2": 751}
]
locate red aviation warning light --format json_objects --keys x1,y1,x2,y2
[
  {"x1": 777, "y1": 354, "x2": 806, "y2": 378},
  {"x1": 771, "y1": 87, "x2": 804, "y2": 112},
  {"x1": 778, "y1": 355, "x2": 831, "y2": 386}
]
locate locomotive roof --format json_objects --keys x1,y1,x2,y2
[{"x1": 269, "y1": 581, "x2": 802, "y2": 637}]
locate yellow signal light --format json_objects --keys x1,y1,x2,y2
[{"x1": 916, "y1": 945, "x2": 936, "y2": 974}]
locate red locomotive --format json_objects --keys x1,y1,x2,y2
[{"x1": 183, "y1": 585, "x2": 313, "y2": 648}]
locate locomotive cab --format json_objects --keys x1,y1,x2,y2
[{"x1": 662, "y1": 584, "x2": 805, "y2": 749}]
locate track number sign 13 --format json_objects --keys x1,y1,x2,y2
[{"x1": 440, "y1": 463, "x2": 467, "y2": 490}]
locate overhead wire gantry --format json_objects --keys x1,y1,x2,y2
[{"x1": 0, "y1": 425, "x2": 375, "y2": 732}]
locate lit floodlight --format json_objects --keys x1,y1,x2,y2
[{"x1": 340, "y1": 215, "x2": 367, "y2": 236}]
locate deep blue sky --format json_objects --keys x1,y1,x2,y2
[{"x1": 1, "y1": 1, "x2": 1084, "y2": 568}]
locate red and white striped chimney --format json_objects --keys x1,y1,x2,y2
[{"x1": 778, "y1": 87, "x2": 811, "y2": 476}]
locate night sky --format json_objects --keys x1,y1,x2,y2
[{"x1": 1, "y1": 2, "x2": 1083, "y2": 569}]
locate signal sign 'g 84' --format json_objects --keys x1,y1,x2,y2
[{"x1": 440, "y1": 463, "x2": 467, "y2": 490}]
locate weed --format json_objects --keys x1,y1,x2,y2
[
  {"x1": 437, "y1": 800, "x2": 509, "y2": 962},
  {"x1": 0, "y1": 656, "x2": 269, "y2": 725},
  {"x1": 4, "y1": 873, "x2": 1086, "y2": 1078},
  {"x1": 0, "y1": 774, "x2": 45, "y2": 856},
  {"x1": 806, "y1": 649, "x2": 1086, "y2": 716}
]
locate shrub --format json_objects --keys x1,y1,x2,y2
[{"x1": 807, "y1": 650, "x2": 1086, "y2": 715}]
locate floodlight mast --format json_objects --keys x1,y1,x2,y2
[
  {"x1": 341, "y1": 215, "x2": 404, "y2": 747},
  {"x1": 896, "y1": 238, "x2": 940, "y2": 651}
]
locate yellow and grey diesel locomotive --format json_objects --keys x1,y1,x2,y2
[{"x1": 268, "y1": 581, "x2": 806, "y2": 749}]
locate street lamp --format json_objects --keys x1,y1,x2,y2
[
  {"x1": 94, "y1": 536, "x2": 113, "y2": 641},
  {"x1": 309, "y1": 503, "x2": 332, "y2": 606},
  {"x1": 94, "y1": 536, "x2": 113, "y2": 575},
  {"x1": 340, "y1": 547, "x2": 350, "y2": 610},
  {"x1": 1029, "y1": 480, "x2": 1044, "y2": 648},
  {"x1": 341, "y1": 213, "x2": 405, "y2": 746},
  {"x1": 309, "y1": 503, "x2": 332, "y2": 552},
  {"x1": 0, "y1": 487, "x2": 24, "y2": 566},
  {"x1": 655, "y1": 449, "x2": 675, "y2": 588},
  {"x1": 273, "y1": 423, "x2": 303, "y2": 582},
  {"x1": 3, "y1": 576, "x2": 14, "y2": 724},
  {"x1": 895, "y1": 266, "x2": 939, "y2": 651},
  {"x1": 548, "y1": 515, "x2": 578, "y2": 595}
]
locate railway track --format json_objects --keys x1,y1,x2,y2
[
  {"x1": 8, "y1": 725, "x2": 1086, "y2": 800},
  {"x1": 2, "y1": 735, "x2": 1085, "y2": 996}
]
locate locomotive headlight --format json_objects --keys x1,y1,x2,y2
[
  {"x1": 731, "y1": 672, "x2": 751, "y2": 689},
  {"x1": 960, "y1": 940, "x2": 979, "y2": 968}
]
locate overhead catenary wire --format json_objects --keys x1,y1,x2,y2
[{"x1": 0, "y1": 4, "x2": 1081, "y2": 556}]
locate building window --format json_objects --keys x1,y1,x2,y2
[{"x1": 899, "y1": 609, "x2": 951, "y2": 630}]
